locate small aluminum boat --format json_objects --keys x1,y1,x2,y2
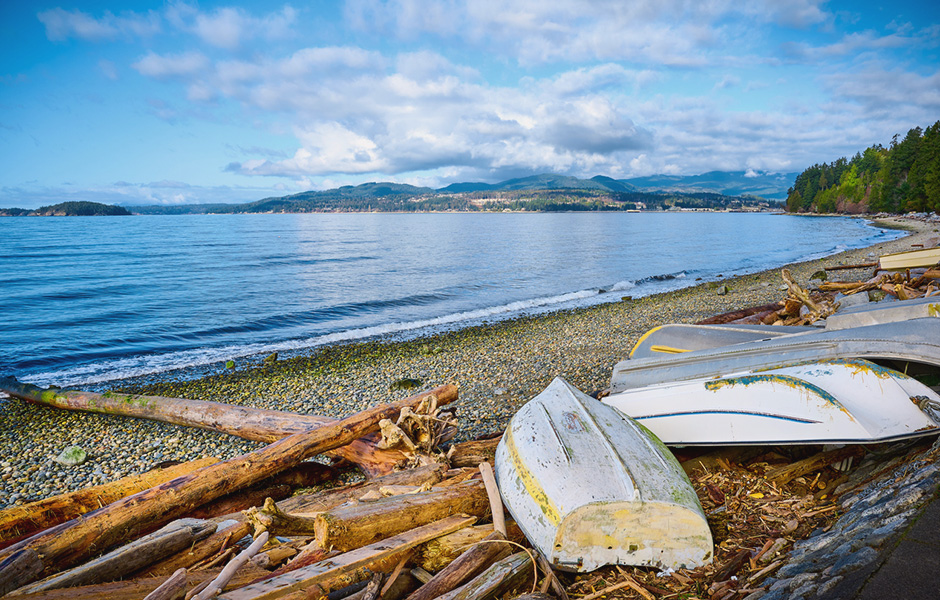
[
  {"x1": 603, "y1": 359, "x2": 940, "y2": 446},
  {"x1": 611, "y1": 318, "x2": 940, "y2": 392},
  {"x1": 494, "y1": 377, "x2": 712, "y2": 572},
  {"x1": 826, "y1": 295, "x2": 940, "y2": 331},
  {"x1": 628, "y1": 323, "x2": 814, "y2": 360}
]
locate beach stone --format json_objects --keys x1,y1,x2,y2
[
  {"x1": 263, "y1": 352, "x2": 278, "y2": 365},
  {"x1": 830, "y1": 546, "x2": 878, "y2": 577},
  {"x1": 716, "y1": 285, "x2": 728, "y2": 295},
  {"x1": 54, "y1": 445, "x2": 87, "y2": 466}
]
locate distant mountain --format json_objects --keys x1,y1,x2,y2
[
  {"x1": 125, "y1": 171, "x2": 785, "y2": 214},
  {"x1": 624, "y1": 171, "x2": 798, "y2": 200}
]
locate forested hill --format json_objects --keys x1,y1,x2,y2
[
  {"x1": 0, "y1": 201, "x2": 131, "y2": 216},
  {"x1": 786, "y1": 121, "x2": 940, "y2": 214}
]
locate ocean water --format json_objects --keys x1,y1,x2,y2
[{"x1": 0, "y1": 212, "x2": 901, "y2": 388}]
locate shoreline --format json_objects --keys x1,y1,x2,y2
[{"x1": 1, "y1": 215, "x2": 937, "y2": 507}]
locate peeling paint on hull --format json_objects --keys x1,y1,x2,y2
[
  {"x1": 604, "y1": 359, "x2": 940, "y2": 445},
  {"x1": 494, "y1": 377, "x2": 713, "y2": 572}
]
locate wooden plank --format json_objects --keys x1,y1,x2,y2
[{"x1": 219, "y1": 515, "x2": 477, "y2": 600}]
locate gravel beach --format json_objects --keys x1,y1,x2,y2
[{"x1": 2, "y1": 215, "x2": 937, "y2": 509}]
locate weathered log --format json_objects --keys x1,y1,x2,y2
[
  {"x1": 447, "y1": 436, "x2": 501, "y2": 468},
  {"x1": 781, "y1": 269, "x2": 822, "y2": 313},
  {"x1": 314, "y1": 480, "x2": 490, "y2": 552},
  {"x1": 414, "y1": 523, "x2": 523, "y2": 573},
  {"x1": 0, "y1": 377, "x2": 417, "y2": 477},
  {"x1": 185, "y1": 485, "x2": 292, "y2": 521},
  {"x1": 219, "y1": 515, "x2": 477, "y2": 600},
  {"x1": 143, "y1": 568, "x2": 187, "y2": 600},
  {"x1": 765, "y1": 446, "x2": 866, "y2": 485},
  {"x1": 244, "y1": 498, "x2": 319, "y2": 537},
  {"x1": 694, "y1": 302, "x2": 784, "y2": 325},
  {"x1": 275, "y1": 463, "x2": 447, "y2": 515},
  {"x1": 824, "y1": 262, "x2": 878, "y2": 271},
  {"x1": 8, "y1": 519, "x2": 216, "y2": 596},
  {"x1": 0, "y1": 550, "x2": 42, "y2": 597},
  {"x1": 194, "y1": 531, "x2": 269, "y2": 600},
  {"x1": 0, "y1": 457, "x2": 218, "y2": 550},
  {"x1": 406, "y1": 531, "x2": 511, "y2": 600},
  {"x1": 144, "y1": 521, "x2": 253, "y2": 577},
  {"x1": 436, "y1": 551, "x2": 535, "y2": 600},
  {"x1": 6, "y1": 566, "x2": 271, "y2": 600},
  {"x1": 250, "y1": 545, "x2": 299, "y2": 571},
  {"x1": 0, "y1": 385, "x2": 456, "y2": 592}
]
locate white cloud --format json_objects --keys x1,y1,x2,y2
[
  {"x1": 37, "y1": 7, "x2": 161, "y2": 41},
  {"x1": 193, "y1": 5, "x2": 297, "y2": 49},
  {"x1": 133, "y1": 51, "x2": 210, "y2": 79}
]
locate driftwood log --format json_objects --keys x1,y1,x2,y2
[
  {"x1": 0, "y1": 377, "x2": 415, "y2": 477},
  {"x1": 219, "y1": 515, "x2": 477, "y2": 600},
  {"x1": 144, "y1": 521, "x2": 254, "y2": 577},
  {"x1": 694, "y1": 302, "x2": 784, "y2": 325},
  {"x1": 0, "y1": 385, "x2": 456, "y2": 593},
  {"x1": 437, "y1": 551, "x2": 535, "y2": 600},
  {"x1": 0, "y1": 457, "x2": 218, "y2": 550},
  {"x1": 407, "y1": 530, "x2": 511, "y2": 600},
  {"x1": 8, "y1": 519, "x2": 215, "y2": 596}
]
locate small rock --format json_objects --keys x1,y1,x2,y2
[
  {"x1": 716, "y1": 285, "x2": 728, "y2": 296},
  {"x1": 494, "y1": 387, "x2": 508, "y2": 396},
  {"x1": 54, "y1": 445, "x2": 87, "y2": 466},
  {"x1": 225, "y1": 360, "x2": 236, "y2": 369},
  {"x1": 389, "y1": 377, "x2": 422, "y2": 392},
  {"x1": 262, "y1": 353, "x2": 278, "y2": 365}
]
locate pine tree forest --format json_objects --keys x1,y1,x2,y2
[{"x1": 786, "y1": 121, "x2": 940, "y2": 214}]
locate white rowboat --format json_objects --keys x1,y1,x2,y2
[
  {"x1": 603, "y1": 359, "x2": 940, "y2": 446},
  {"x1": 494, "y1": 377, "x2": 713, "y2": 572}
]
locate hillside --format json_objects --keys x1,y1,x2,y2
[
  {"x1": 625, "y1": 171, "x2": 798, "y2": 200},
  {"x1": 786, "y1": 121, "x2": 940, "y2": 214},
  {"x1": 129, "y1": 173, "x2": 783, "y2": 214},
  {"x1": 0, "y1": 201, "x2": 131, "y2": 216}
]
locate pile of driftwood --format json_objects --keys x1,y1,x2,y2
[
  {"x1": 0, "y1": 376, "x2": 878, "y2": 600},
  {"x1": 698, "y1": 264, "x2": 940, "y2": 329},
  {"x1": 819, "y1": 265, "x2": 940, "y2": 301}
]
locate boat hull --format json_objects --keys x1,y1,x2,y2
[
  {"x1": 604, "y1": 360, "x2": 940, "y2": 446},
  {"x1": 611, "y1": 318, "x2": 940, "y2": 392},
  {"x1": 495, "y1": 378, "x2": 712, "y2": 572},
  {"x1": 629, "y1": 323, "x2": 814, "y2": 360}
]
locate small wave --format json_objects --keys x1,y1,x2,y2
[{"x1": 20, "y1": 288, "x2": 603, "y2": 388}]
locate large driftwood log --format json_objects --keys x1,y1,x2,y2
[
  {"x1": 245, "y1": 480, "x2": 489, "y2": 552},
  {"x1": 414, "y1": 523, "x2": 523, "y2": 573},
  {"x1": 0, "y1": 457, "x2": 218, "y2": 550},
  {"x1": 694, "y1": 302, "x2": 784, "y2": 325},
  {"x1": 447, "y1": 436, "x2": 502, "y2": 469},
  {"x1": 0, "y1": 377, "x2": 416, "y2": 477},
  {"x1": 144, "y1": 521, "x2": 254, "y2": 577},
  {"x1": 0, "y1": 550, "x2": 42, "y2": 597},
  {"x1": 314, "y1": 480, "x2": 490, "y2": 552},
  {"x1": 406, "y1": 531, "x2": 511, "y2": 600},
  {"x1": 219, "y1": 515, "x2": 476, "y2": 600},
  {"x1": 0, "y1": 385, "x2": 456, "y2": 592},
  {"x1": 6, "y1": 566, "x2": 271, "y2": 600},
  {"x1": 437, "y1": 551, "x2": 535, "y2": 600},
  {"x1": 8, "y1": 519, "x2": 215, "y2": 596},
  {"x1": 142, "y1": 568, "x2": 187, "y2": 600},
  {"x1": 275, "y1": 463, "x2": 447, "y2": 515}
]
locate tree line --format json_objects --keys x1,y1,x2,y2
[{"x1": 786, "y1": 121, "x2": 940, "y2": 214}]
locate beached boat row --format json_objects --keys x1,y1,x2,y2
[{"x1": 496, "y1": 251, "x2": 940, "y2": 576}]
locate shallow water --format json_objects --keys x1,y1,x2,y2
[{"x1": 0, "y1": 212, "x2": 900, "y2": 387}]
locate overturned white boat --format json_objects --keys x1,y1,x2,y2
[
  {"x1": 611, "y1": 318, "x2": 940, "y2": 392},
  {"x1": 628, "y1": 323, "x2": 814, "y2": 360},
  {"x1": 603, "y1": 359, "x2": 940, "y2": 446},
  {"x1": 494, "y1": 377, "x2": 713, "y2": 572}
]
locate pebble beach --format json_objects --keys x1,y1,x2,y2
[{"x1": 1, "y1": 215, "x2": 937, "y2": 509}]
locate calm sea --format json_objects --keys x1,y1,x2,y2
[{"x1": 0, "y1": 212, "x2": 901, "y2": 389}]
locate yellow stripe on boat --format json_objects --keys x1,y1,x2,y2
[
  {"x1": 629, "y1": 326, "x2": 664, "y2": 358},
  {"x1": 502, "y1": 428, "x2": 561, "y2": 526},
  {"x1": 649, "y1": 345, "x2": 690, "y2": 355}
]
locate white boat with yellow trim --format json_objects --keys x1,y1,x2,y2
[
  {"x1": 603, "y1": 359, "x2": 940, "y2": 446},
  {"x1": 628, "y1": 323, "x2": 814, "y2": 360},
  {"x1": 494, "y1": 377, "x2": 713, "y2": 573}
]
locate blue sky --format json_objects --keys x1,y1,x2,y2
[{"x1": 1, "y1": 1, "x2": 938, "y2": 208}]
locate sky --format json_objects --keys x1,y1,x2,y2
[{"x1": 1, "y1": 1, "x2": 938, "y2": 208}]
